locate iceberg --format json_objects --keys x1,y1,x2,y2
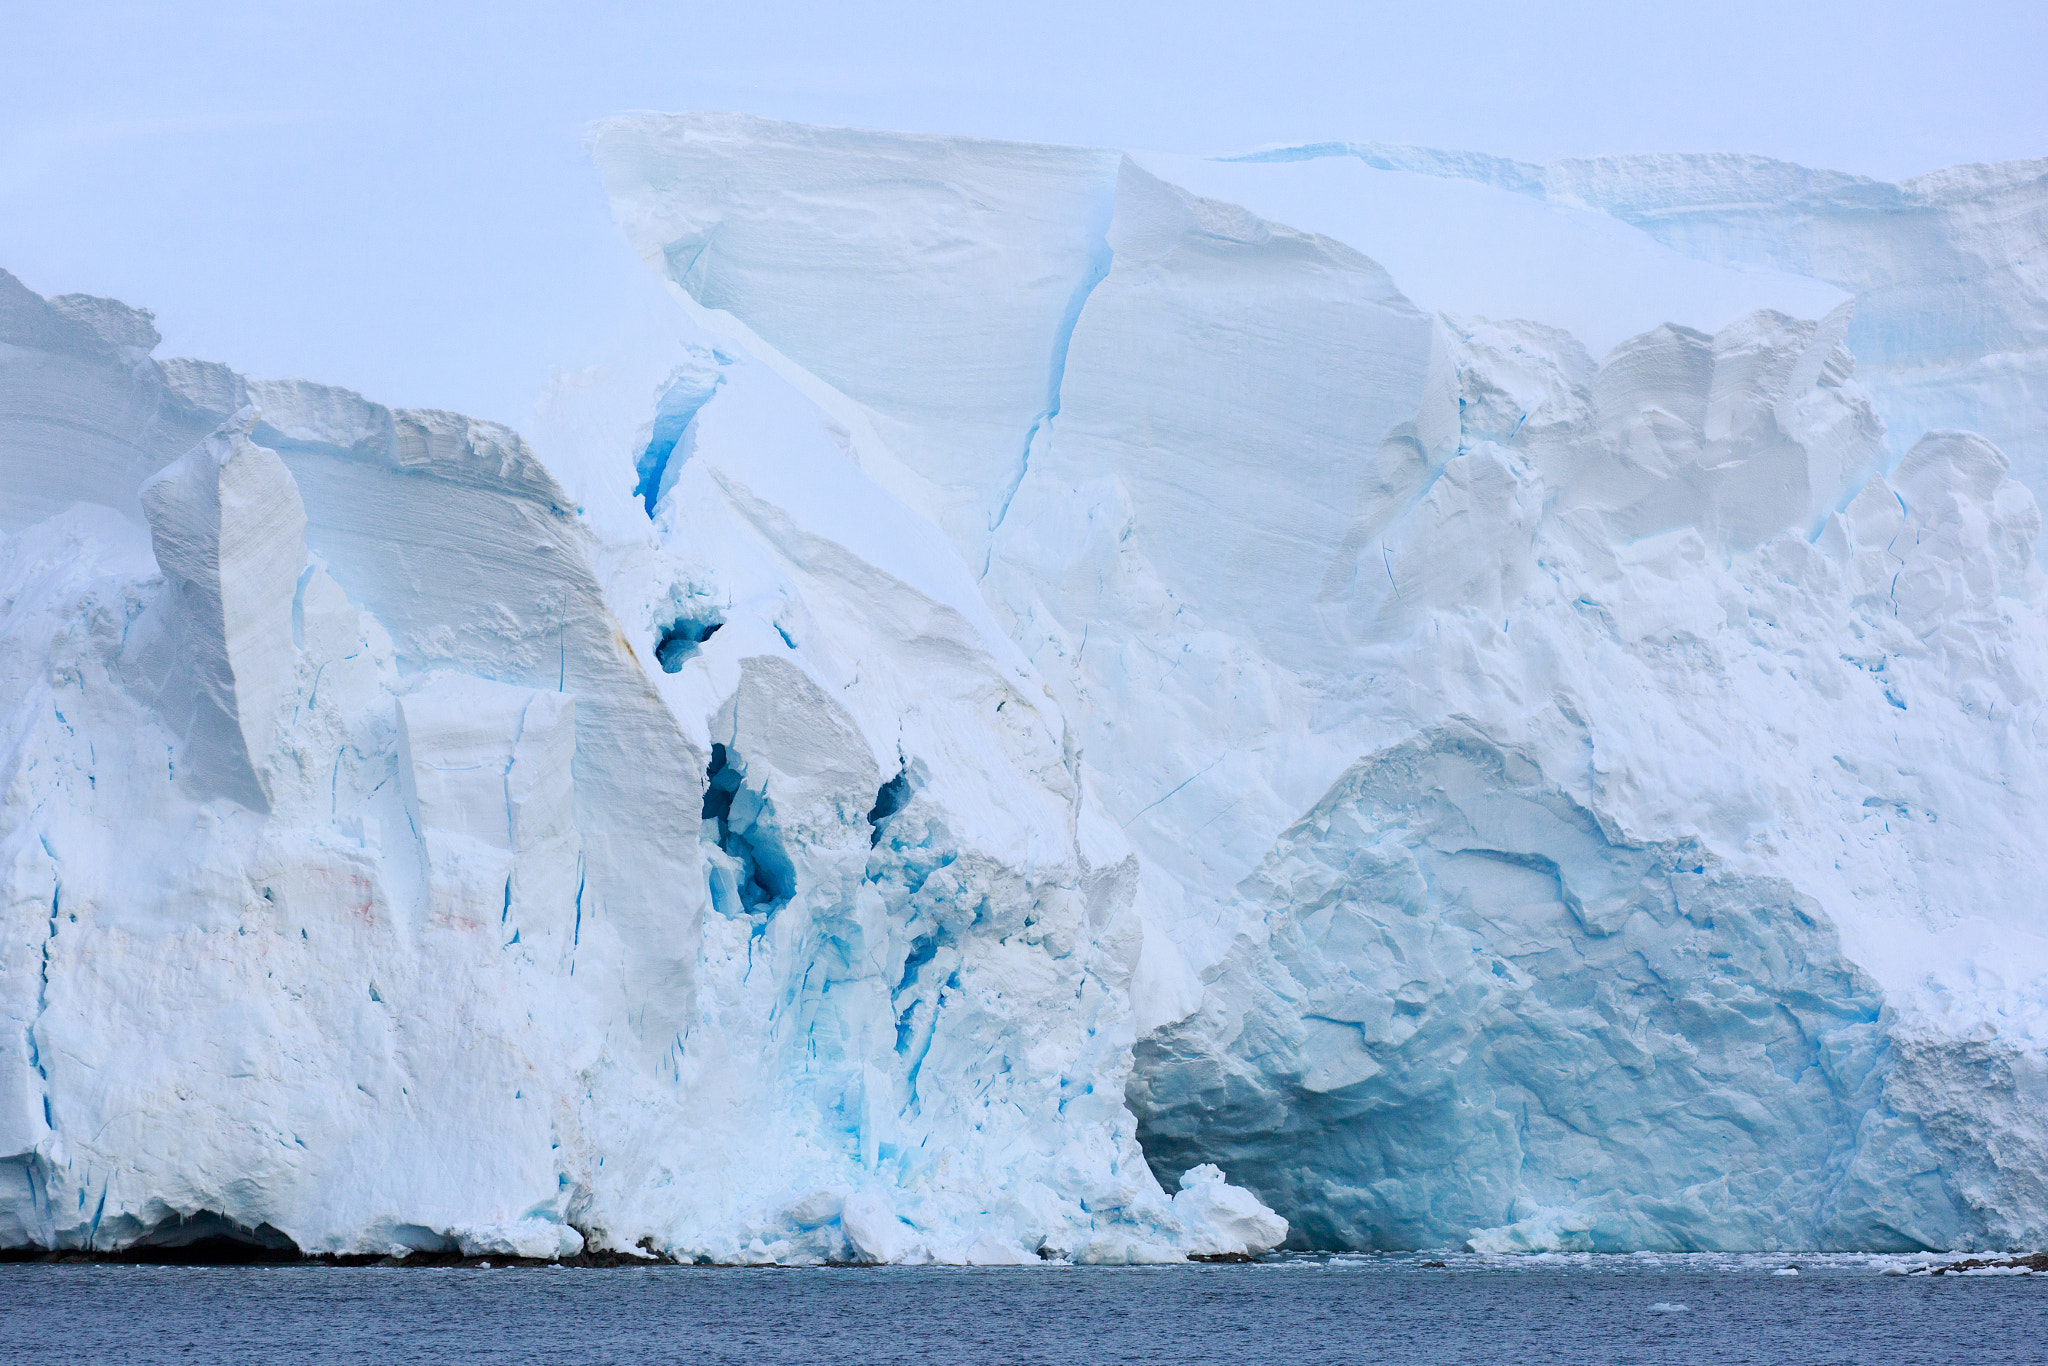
[{"x1": 2, "y1": 111, "x2": 2045, "y2": 1258}]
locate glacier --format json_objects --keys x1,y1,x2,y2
[{"x1": 3, "y1": 111, "x2": 2046, "y2": 1260}]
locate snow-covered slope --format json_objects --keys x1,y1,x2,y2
[{"x1": 3, "y1": 110, "x2": 2045, "y2": 1258}]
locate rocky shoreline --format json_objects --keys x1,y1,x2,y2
[{"x1": 1907, "y1": 1253, "x2": 2048, "y2": 1276}]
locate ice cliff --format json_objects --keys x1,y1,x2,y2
[{"x1": 3, "y1": 113, "x2": 2046, "y2": 1258}]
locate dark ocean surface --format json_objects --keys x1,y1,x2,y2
[{"x1": 2, "y1": 1252, "x2": 2042, "y2": 1365}]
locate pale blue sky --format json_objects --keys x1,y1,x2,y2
[{"x1": 5, "y1": 1, "x2": 2043, "y2": 427}]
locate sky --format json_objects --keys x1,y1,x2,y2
[{"x1": 4, "y1": 0, "x2": 2043, "y2": 428}]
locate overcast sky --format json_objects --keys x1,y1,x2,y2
[{"x1": 5, "y1": 0, "x2": 2043, "y2": 427}]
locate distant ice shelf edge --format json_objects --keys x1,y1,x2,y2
[{"x1": 3, "y1": 112, "x2": 2047, "y2": 1262}]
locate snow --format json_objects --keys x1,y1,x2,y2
[
  {"x1": 1230, "y1": 142, "x2": 2048, "y2": 550},
  {"x1": 4, "y1": 109, "x2": 2048, "y2": 1259},
  {"x1": 1128, "y1": 151, "x2": 1850, "y2": 357}
]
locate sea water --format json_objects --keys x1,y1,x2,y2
[{"x1": 2, "y1": 1253, "x2": 2042, "y2": 1365}]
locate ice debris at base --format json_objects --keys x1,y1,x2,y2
[{"x1": 3, "y1": 114, "x2": 2048, "y2": 1261}]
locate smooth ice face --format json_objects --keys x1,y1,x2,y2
[
  {"x1": 1126, "y1": 151, "x2": 1853, "y2": 356},
  {"x1": 134, "y1": 407, "x2": 307, "y2": 812},
  {"x1": 395, "y1": 673, "x2": 580, "y2": 946},
  {"x1": 593, "y1": 111, "x2": 1124, "y2": 550}
]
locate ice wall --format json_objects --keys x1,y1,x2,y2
[
  {"x1": 595, "y1": 113, "x2": 2048, "y2": 1252},
  {"x1": 1229, "y1": 143, "x2": 2048, "y2": 542},
  {"x1": 0, "y1": 267, "x2": 1266, "y2": 1262},
  {"x1": 4, "y1": 107, "x2": 2045, "y2": 1258},
  {"x1": 595, "y1": 111, "x2": 1122, "y2": 550}
]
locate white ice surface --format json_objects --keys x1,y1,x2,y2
[
  {"x1": 4, "y1": 111, "x2": 2048, "y2": 1259},
  {"x1": 591, "y1": 113, "x2": 2048, "y2": 1252},
  {"x1": 1230, "y1": 143, "x2": 2048, "y2": 549},
  {"x1": 1129, "y1": 152, "x2": 1850, "y2": 357},
  {"x1": 0, "y1": 258, "x2": 1240, "y2": 1265}
]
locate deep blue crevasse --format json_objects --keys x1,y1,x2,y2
[{"x1": 634, "y1": 369, "x2": 724, "y2": 516}]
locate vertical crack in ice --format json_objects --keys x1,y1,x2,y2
[
  {"x1": 29, "y1": 872, "x2": 58, "y2": 1130},
  {"x1": 571, "y1": 855, "x2": 585, "y2": 954},
  {"x1": 983, "y1": 181, "x2": 1118, "y2": 574},
  {"x1": 890, "y1": 924, "x2": 949, "y2": 1113},
  {"x1": 22, "y1": 833, "x2": 63, "y2": 1141},
  {"x1": 635, "y1": 369, "x2": 724, "y2": 517},
  {"x1": 499, "y1": 695, "x2": 530, "y2": 865}
]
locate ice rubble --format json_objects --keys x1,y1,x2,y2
[{"x1": 3, "y1": 114, "x2": 2046, "y2": 1260}]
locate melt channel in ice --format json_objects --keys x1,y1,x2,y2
[{"x1": 4, "y1": 111, "x2": 2047, "y2": 1259}]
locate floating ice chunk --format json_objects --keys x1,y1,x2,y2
[
  {"x1": 965, "y1": 1232, "x2": 1036, "y2": 1266},
  {"x1": 839, "y1": 1191, "x2": 917, "y2": 1264},
  {"x1": 454, "y1": 1219, "x2": 585, "y2": 1261},
  {"x1": 1465, "y1": 1207, "x2": 1599, "y2": 1256},
  {"x1": 1172, "y1": 1165, "x2": 1288, "y2": 1258}
]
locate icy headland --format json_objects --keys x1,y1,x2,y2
[{"x1": 3, "y1": 113, "x2": 2046, "y2": 1259}]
